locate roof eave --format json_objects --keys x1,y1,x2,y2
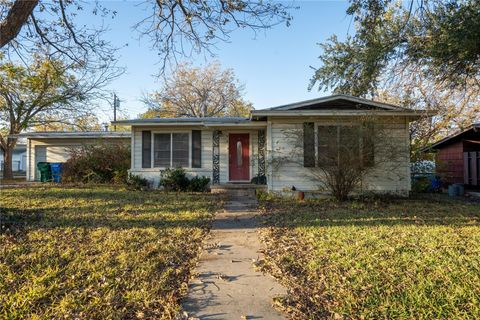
[
  {"x1": 112, "y1": 120, "x2": 266, "y2": 127},
  {"x1": 10, "y1": 133, "x2": 131, "y2": 139},
  {"x1": 251, "y1": 110, "x2": 436, "y2": 118}
]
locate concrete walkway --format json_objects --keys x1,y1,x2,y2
[{"x1": 182, "y1": 197, "x2": 286, "y2": 319}]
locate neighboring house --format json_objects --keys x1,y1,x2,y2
[
  {"x1": 0, "y1": 143, "x2": 27, "y2": 173},
  {"x1": 14, "y1": 131, "x2": 131, "y2": 181},
  {"x1": 426, "y1": 123, "x2": 480, "y2": 187},
  {"x1": 114, "y1": 95, "x2": 426, "y2": 196}
]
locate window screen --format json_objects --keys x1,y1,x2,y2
[
  {"x1": 154, "y1": 133, "x2": 171, "y2": 167},
  {"x1": 172, "y1": 133, "x2": 189, "y2": 167}
]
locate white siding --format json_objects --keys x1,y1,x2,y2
[
  {"x1": 130, "y1": 126, "x2": 214, "y2": 187},
  {"x1": 266, "y1": 117, "x2": 411, "y2": 195},
  {"x1": 130, "y1": 126, "x2": 261, "y2": 187}
]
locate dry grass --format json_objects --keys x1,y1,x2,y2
[
  {"x1": 260, "y1": 195, "x2": 480, "y2": 319},
  {"x1": 0, "y1": 186, "x2": 218, "y2": 319}
]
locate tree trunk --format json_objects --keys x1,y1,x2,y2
[
  {"x1": 1, "y1": 137, "x2": 17, "y2": 180},
  {"x1": 2, "y1": 145, "x2": 14, "y2": 180}
]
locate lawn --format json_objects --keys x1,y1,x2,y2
[
  {"x1": 0, "y1": 186, "x2": 218, "y2": 319},
  {"x1": 259, "y1": 195, "x2": 480, "y2": 319}
]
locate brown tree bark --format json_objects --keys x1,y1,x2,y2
[
  {"x1": 0, "y1": 0, "x2": 39, "y2": 48},
  {"x1": 2, "y1": 145, "x2": 14, "y2": 179},
  {"x1": 0, "y1": 137, "x2": 17, "y2": 180}
]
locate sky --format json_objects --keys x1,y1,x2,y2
[{"x1": 84, "y1": 1, "x2": 352, "y2": 122}]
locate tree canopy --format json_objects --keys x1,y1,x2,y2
[
  {"x1": 310, "y1": 0, "x2": 480, "y2": 96},
  {"x1": 141, "y1": 62, "x2": 253, "y2": 118},
  {"x1": 0, "y1": 0, "x2": 292, "y2": 72},
  {"x1": 0, "y1": 54, "x2": 114, "y2": 178}
]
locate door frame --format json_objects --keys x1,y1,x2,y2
[{"x1": 228, "y1": 133, "x2": 251, "y2": 182}]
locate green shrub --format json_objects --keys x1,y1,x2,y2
[
  {"x1": 251, "y1": 174, "x2": 267, "y2": 185},
  {"x1": 412, "y1": 176, "x2": 431, "y2": 193},
  {"x1": 160, "y1": 168, "x2": 190, "y2": 191},
  {"x1": 160, "y1": 168, "x2": 210, "y2": 192},
  {"x1": 188, "y1": 176, "x2": 211, "y2": 192},
  {"x1": 126, "y1": 174, "x2": 150, "y2": 190},
  {"x1": 62, "y1": 143, "x2": 130, "y2": 184}
]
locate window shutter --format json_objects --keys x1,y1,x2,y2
[
  {"x1": 192, "y1": 130, "x2": 202, "y2": 168},
  {"x1": 303, "y1": 122, "x2": 315, "y2": 167},
  {"x1": 362, "y1": 124, "x2": 375, "y2": 167},
  {"x1": 142, "y1": 131, "x2": 152, "y2": 168}
]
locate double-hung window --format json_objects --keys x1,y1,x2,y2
[{"x1": 153, "y1": 132, "x2": 189, "y2": 168}]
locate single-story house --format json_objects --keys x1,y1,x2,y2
[
  {"x1": 15, "y1": 131, "x2": 131, "y2": 181},
  {"x1": 426, "y1": 123, "x2": 480, "y2": 186},
  {"x1": 113, "y1": 95, "x2": 427, "y2": 196},
  {"x1": 1, "y1": 143, "x2": 27, "y2": 173}
]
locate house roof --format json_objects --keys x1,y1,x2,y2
[
  {"x1": 112, "y1": 95, "x2": 434, "y2": 126},
  {"x1": 251, "y1": 94, "x2": 434, "y2": 119},
  {"x1": 425, "y1": 123, "x2": 480, "y2": 151},
  {"x1": 11, "y1": 131, "x2": 131, "y2": 139},
  {"x1": 112, "y1": 117, "x2": 267, "y2": 127}
]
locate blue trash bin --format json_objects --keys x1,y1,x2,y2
[{"x1": 50, "y1": 163, "x2": 64, "y2": 183}]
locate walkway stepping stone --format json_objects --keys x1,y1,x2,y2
[{"x1": 182, "y1": 195, "x2": 286, "y2": 319}]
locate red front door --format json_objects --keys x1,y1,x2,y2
[{"x1": 229, "y1": 133, "x2": 250, "y2": 181}]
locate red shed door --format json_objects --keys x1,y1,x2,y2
[{"x1": 229, "y1": 133, "x2": 250, "y2": 181}]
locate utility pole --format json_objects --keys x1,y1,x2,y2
[{"x1": 113, "y1": 93, "x2": 119, "y2": 131}]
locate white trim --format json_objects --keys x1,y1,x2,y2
[{"x1": 267, "y1": 121, "x2": 273, "y2": 191}]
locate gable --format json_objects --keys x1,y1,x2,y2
[
  {"x1": 430, "y1": 125, "x2": 480, "y2": 150},
  {"x1": 291, "y1": 98, "x2": 386, "y2": 110},
  {"x1": 266, "y1": 94, "x2": 403, "y2": 111}
]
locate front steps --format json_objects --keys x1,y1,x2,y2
[{"x1": 210, "y1": 183, "x2": 266, "y2": 198}]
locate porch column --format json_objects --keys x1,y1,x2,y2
[
  {"x1": 258, "y1": 129, "x2": 266, "y2": 177},
  {"x1": 212, "y1": 130, "x2": 220, "y2": 184}
]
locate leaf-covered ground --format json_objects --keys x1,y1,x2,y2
[
  {"x1": 259, "y1": 195, "x2": 480, "y2": 319},
  {"x1": 0, "y1": 186, "x2": 218, "y2": 319}
]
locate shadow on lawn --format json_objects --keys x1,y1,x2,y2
[
  {"x1": 1, "y1": 206, "x2": 211, "y2": 231},
  {"x1": 2, "y1": 203, "x2": 479, "y2": 235}
]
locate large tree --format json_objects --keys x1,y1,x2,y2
[
  {"x1": 309, "y1": 0, "x2": 480, "y2": 152},
  {"x1": 0, "y1": 0, "x2": 292, "y2": 71},
  {"x1": 141, "y1": 62, "x2": 253, "y2": 118},
  {"x1": 375, "y1": 66, "x2": 480, "y2": 158},
  {"x1": 309, "y1": 0, "x2": 480, "y2": 96},
  {"x1": 0, "y1": 54, "x2": 116, "y2": 179}
]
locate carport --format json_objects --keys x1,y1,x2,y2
[{"x1": 13, "y1": 131, "x2": 131, "y2": 181}]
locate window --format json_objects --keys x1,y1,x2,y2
[
  {"x1": 316, "y1": 124, "x2": 374, "y2": 168},
  {"x1": 236, "y1": 140, "x2": 243, "y2": 166},
  {"x1": 153, "y1": 133, "x2": 189, "y2": 167},
  {"x1": 172, "y1": 133, "x2": 189, "y2": 167}
]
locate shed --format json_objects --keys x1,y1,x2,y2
[{"x1": 427, "y1": 123, "x2": 480, "y2": 186}]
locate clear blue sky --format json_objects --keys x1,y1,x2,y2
[{"x1": 91, "y1": 1, "x2": 352, "y2": 122}]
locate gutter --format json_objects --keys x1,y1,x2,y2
[{"x1": 251, "y1": 110, "x2": 437, "y2": 117}]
